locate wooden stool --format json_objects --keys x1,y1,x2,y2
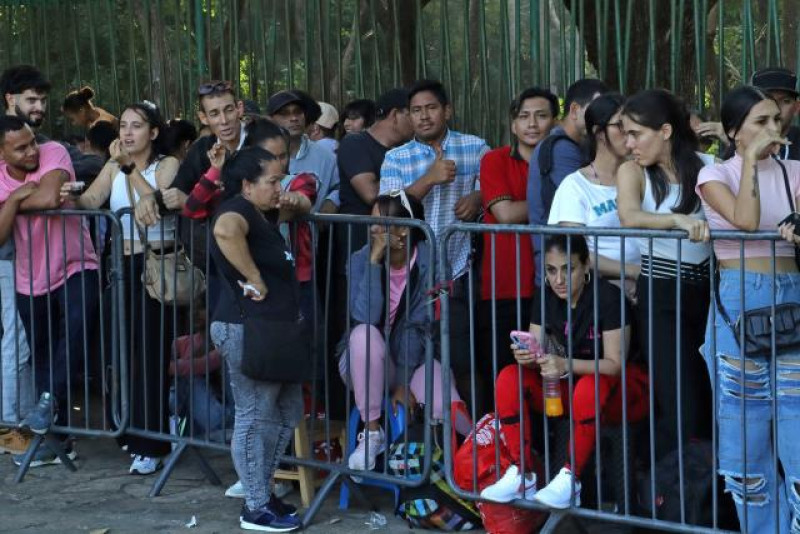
[{"x1": 274, "y1": 419, "x2": 345, "y2": 507}]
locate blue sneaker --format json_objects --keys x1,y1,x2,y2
[
  {"x1": 240, "y1": 502, "x2": 300, "y2": 532},
  {"x1": 20, "y1": 392, "x2": 55, "y2": 435},
  {"x1": 269, "y1": 494, "x2": 298, "y2": 517}
]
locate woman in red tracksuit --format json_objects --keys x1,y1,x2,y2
[{"x1": 481, "y1": 234, "x2": 648, "y2": 509}]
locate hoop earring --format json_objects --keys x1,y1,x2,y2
[{"x1": 584, "y1": 271, "x2": 591, "y2": 284}]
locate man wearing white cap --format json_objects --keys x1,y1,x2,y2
[{"x1": 308, "y1": 102, "x2": 339, "y2": 155}]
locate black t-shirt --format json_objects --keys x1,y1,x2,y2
[
  {"x1": 337, "y1": 131, "x2": 388, "y2": 216},
  {"x1": 210, "y1": 195, "x2": 300, "y2": 324},
  {"x1": 172, "y1": 135, "x2": 218, "y2": 194},
  {"x1": 530, "y1": 279, "x2": 629, "y2": 360}
]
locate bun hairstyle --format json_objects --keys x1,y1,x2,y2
[{"x1": 62, "y1": 86, "x2": 96, "y2": 113}]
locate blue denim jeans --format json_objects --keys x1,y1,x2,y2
[
  {"x1": 0, "y1": 259, "x2": 32, "y2": 423},
  {"x1": 210, "y1": 321, "x2": 303, "y2": 510},
  {"x1": 703, "y1": 270, "x2": 800, "y2": 534}
]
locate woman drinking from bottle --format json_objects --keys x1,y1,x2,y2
[{"x1": 481, "y1": 235, "x2": 648, "y2": 509}]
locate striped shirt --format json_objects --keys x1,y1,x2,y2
[{"x1": 379, "y1": 129, "x2": 489, "y2": 277}]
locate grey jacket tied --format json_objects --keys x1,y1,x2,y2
[{"x1": 338, "y1": 240, "x2": 432, "y2": 373}]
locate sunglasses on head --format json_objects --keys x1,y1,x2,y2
[
  {"x1": 197, "y1": 81, "x2": 233, "y2": 96},
  {"x1": 387, "y1": 189, "x2": 414, "y2": 218}
]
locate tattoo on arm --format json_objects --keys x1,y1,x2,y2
[{"x1": 751, "y1": 164, "x2": 759, "y2": 198}]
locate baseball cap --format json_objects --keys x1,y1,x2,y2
[
  {"x1": 751, "y1": 67, "x2": 798, "y2": 97},
  {"x1": 375, "y1": 88, "x2": 410, "y2": 119},
  {"x1": 267, "y1": 90, "x2": 304, "y2": 115},
  {"x1": 316, "y1": 102, "x2": 339, "y2": 129}
]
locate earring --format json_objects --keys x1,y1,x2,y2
[
  {"x1": 584, "y1": 271, "x2": 591, "y2": 283},
  {"x1": 544, "y1": 278, "x2": 550, "y2": 287}
]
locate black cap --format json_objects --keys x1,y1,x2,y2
[
  {"x1": 751, "y1": 67, "x2": 798, "y2": 97},
  {"x1": 375, "y1": 88, "x2": 410, "y2": 119},
  {"x1": 267, "y1": 90, "x2": 304, "y2": 115}
]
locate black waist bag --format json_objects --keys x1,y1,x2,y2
[
  {"x1": 731, "y1": 303, "x2": 800, "y2": 357},
  {"x1": 241, "y1": 315, "x2": 311, "y2": 382},
  {"x1": 714, "y1": 159, "x2": 800, "y2": 358}
]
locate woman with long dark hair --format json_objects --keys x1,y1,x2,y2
[
  {"x1": 62, "y1": 101, "x2": 179, "y2": 474},
  {"x1": 548, "y1": 92, "x2": 640, "y2": 295},
  {"x1": 617, "y1": 89, "x2": 714, "y2": 461},
  {"x1": 698, "y1": 86, "x2": 800, "y2": 533}
]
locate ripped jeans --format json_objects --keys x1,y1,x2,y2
[{"x1": 703, "y1": 270, "x2": 800, "y2": 534}]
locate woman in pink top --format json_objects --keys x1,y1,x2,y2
[
  {"x1": 337, "y1": 191, "x2": 463, "y2": 472},
  {"x1": 696, "y1": 86, "x2": 800, "y2": 533}
]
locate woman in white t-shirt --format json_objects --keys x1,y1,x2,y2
[
  {"x1": 548, "y1": 93, "x2": 640, "y2": 297},
  {"x1": 617, "y1": 89, "x2": 714, "y2": 464}
]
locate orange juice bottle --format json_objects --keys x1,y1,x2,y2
[{"x1": 544, "y1": 376, "x2": 564, "y2": 417}]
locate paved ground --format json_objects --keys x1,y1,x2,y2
[
  {"x1": 0, "y1": 436, "x2": 415, "y2": 534},
  {"x1": 0, "y1": 435, "x2": 651, "y2": 533}
]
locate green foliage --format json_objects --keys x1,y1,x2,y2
[{"x1": 0, "y1": 0, "x2": 795, "y2": 145}]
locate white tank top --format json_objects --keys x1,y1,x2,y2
[
  {"x1": 110, "y1": 159, "x2": 176, "y2": 243},
  {"x1": 638, "y1": 153, "x2": 714, "y2": 279}
]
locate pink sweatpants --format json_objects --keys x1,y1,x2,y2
[{"x1": 339, "y1": 324, "x2": 461, "y2": 423}]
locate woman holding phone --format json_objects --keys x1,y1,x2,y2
[{"x1": 481, "y1": 235, "x2": 648, "y2": 509}]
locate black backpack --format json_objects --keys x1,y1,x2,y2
[
  {"x1": 637, "y1": 440, "x2": 737, "y2": 527},
  {"x1": 537, "y1": 132, "x2": 581, "y2": 217}
]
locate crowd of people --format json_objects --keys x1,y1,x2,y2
[{"x1": 0, "y1": 61, "x2": 798, "y2": 532}]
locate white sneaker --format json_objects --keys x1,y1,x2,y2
[
  {"x1": 347, "y1": 427, "x2": 386, "y2": 471},
  {"x1": 225, "y1": 479, "x2": 245, "y2": 499},
  {"x1": 534, "y1": 467, "x2": 581, "y2": 509},
  {"x1": 129, "y1": 455, "x2": 163, "y2": 475},
  {"x1": 480, "y1": 465, "x2": 537, "y2": 503}
]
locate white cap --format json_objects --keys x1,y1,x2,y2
[{"x1": 316, "y1": 102, "x2": 339, "y2": 129}]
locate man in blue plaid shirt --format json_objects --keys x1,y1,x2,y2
[{"x1": 379, "y1": 79, "x2": 489, "y2": 389}]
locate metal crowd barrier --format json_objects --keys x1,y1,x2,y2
[
  {"x1": 106, "y1": 210, "x2": 439, "y2": 526},
  {"x1": 8, "y1": 206, "x2": 799, "y2": 533},
  {"x1": 439, "y1": 222, "x2": 800, "y2": 533},
  {"x1": 0, "y1": 209, "x2": 126, "y2": 480}
]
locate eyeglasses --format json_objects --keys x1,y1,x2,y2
[
  {"x1": 387, "y1": 189, "x2": 414, "y2": 218},
  {"x1": 197, "y1": 80, "x2": 233, "y2": 96}
]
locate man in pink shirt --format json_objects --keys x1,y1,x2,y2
[{"x1": 0, "y1": 115, "x2": 98, "y2": 451}]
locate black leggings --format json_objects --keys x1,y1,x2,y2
[{"x1": 637, "y1": 275, "x2": 712, "y2": 461}]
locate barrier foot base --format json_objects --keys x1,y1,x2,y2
[
  {"x1": 190, "y1": 443, "x2": 221, "y2": 486},
  {"x1": 149, "y1": 442, "x2": 221, "y2": 497},
  {"x1": 539, "y1": 511, "x2": 589, "y2": 534},
  {"x1": 300, "y1": 471, "x2": 340, "y2": 529},
  {"x1": 13, "y1": 433, "x2": 77, "y2": 483}
]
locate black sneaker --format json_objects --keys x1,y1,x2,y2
[
  {"x1": 20, "y1": 393, "x2": 55, "y2": 435},
  {"x1": 269, "y1": 494, "x2": 298, "y2": 517},
  {"x1": 240, "y1": 502, "x2": 300, "y2": 532}
]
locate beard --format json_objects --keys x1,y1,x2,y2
[{"x1": 15, "y1": 105, "x2": 44, "y2": 128}]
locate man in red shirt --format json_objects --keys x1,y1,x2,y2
[{"x1": 477, "y1": 87, "x2": 558, "y2": 411}]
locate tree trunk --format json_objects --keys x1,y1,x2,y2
[{"x1": 578, "y1": 0, "x2": 718, "y2": 106}]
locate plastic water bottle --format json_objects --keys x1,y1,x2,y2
[{"x1": 544, "y1": 376, "x2": 564, "y2": 417}]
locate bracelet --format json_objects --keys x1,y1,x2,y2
[{"x1": 120, "y1": 163, "x2": 135, "y2": 175}]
